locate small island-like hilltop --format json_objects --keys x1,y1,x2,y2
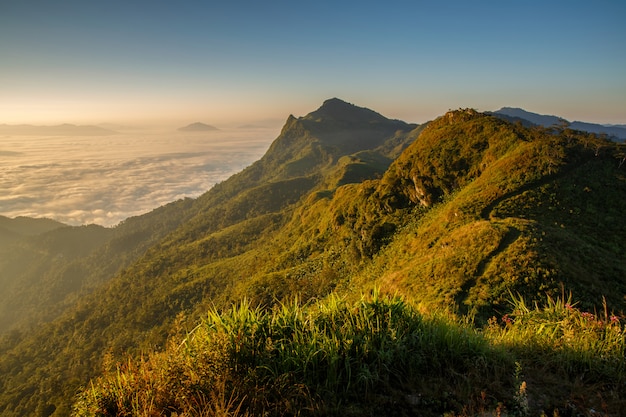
[{"x1": 177, "y1": 122, "x2": 219, "y2": 132}]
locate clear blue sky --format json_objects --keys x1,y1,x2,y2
[{"x1": 1, "y1": 0, "x2": 625, "y2": 125}]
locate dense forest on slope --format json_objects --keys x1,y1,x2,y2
[
  {"x1": 1, "y1": 100, "x2": 625, "y2": 416},
  {"x1": 0, "y1": 199, "x2": 197, "y2": 335}
]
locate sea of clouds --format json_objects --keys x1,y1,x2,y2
[{"x1": 0, "y1": 129, "x2": 276, "y2": 226}]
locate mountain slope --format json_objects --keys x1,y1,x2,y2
[
  {"x1": 168, "y1": 98, "x2": 417, "y2": 241},
  {"x1": 0, "y1": 99, "x2": 419, "y2": 416},
  {"x1": 0, "y1": 102, "x2": 625, "y2": 416},
  {"x1": 265, "y1": 108, "x2": 626, "y2": 315},
  {"x1": 0, "y1": 198, "x2": 197, "y2": 335},
  {"x1": 371, "y1": 110, "x2": 626, "y2": 314}
]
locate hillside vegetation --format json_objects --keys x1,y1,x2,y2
[
  {"x1": 0, "y1": 199, "x2": 197, "y2": 335},
  {"x1": 1, "y1": 100, "x2": 625, "y2": 416},
  {"x1": 74, "y1": 293, "x2": 626, "y2": 416}
]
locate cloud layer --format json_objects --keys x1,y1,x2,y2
[{"x1": 0, "y1": 129, "x2": 275, "y2": 226}]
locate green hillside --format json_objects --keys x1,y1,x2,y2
[
  {"x1": 0, "y1": 199, "x2": 198, "y2": 335},
  {"x1": 1, "y1": 100, "x2": 625, "y2": 416}
]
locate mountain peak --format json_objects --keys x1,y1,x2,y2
[
  {"x1": 319, "y1": 97, "x2": 356, "y2": 111},
  {"x1": 305, "y1": 98, "x2": 389, "y2": 124}
]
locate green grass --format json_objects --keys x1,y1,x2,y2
[
  {"x1": 487, "y1": 293, "x2": 626, "y2": 379},
  {"x1": 72, "y1": 292, "x2": 625, "y2": 416}
]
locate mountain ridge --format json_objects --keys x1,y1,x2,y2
[
  {"x1": 493, "y1": 107, "x2": 626, "y2": 140},
  {"x1": 0, "y1": 215, "x2": 65, "y2": 238}
]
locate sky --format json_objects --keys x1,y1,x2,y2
[{"x1": 1, "y1": 0, "x2": 625, "y2": 126}]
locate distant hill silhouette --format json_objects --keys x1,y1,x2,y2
[
  {"x1": 0, "y1": 123, "x2": 118, "y2": 136},
  {"x1": 0, "y1": 216, "x2": 65, "y2": 236},
  {"x1": 569, "y1": 121, "x2": 626, "y2": 140},
  {"x1": 493, "y1": 107, "x2": 566, "y2": 127},
  {"x1": 493, "y1": 107, "x2": 626, "y2": 140},
  {"x1": 177, "y1": 122, "x2": 219, "y2": 132},
  {"x1": 0, "y1": 216, "x2": 66, "y2": 247}
]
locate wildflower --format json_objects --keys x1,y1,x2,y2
[
  {"x1": 610, "y1": 315, "x2": 620, "y2": 324},
  {"x1": 565, "y1": 303, "x2": 573, "y2": 310},
  {"x1": 502, "y1": 314, "x2": 513, "y2": 325},
  {"x1": 581, "y1": 311, "x2": 594, "y2": 320}
]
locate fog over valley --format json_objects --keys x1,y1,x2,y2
[{"x1": 0, "y1": 128, "x2": 276, "y2": 226}]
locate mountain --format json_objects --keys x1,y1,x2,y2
[
  {"x1": 569, "y1": 120, "x2": 626, "y2": 140},
  {"x1": 177, "y1": 122, "x2": 219, "y2": 132},
  {"x1": 493, "y1": 107, "x2": 626, "y2": 140},
  {"x1": 0, "y1": 216, "x2": 66, "y2": 255},
  {"x1": 493, "y1": 107, "x2": 567, "y2": 127},
  {"x1": 1, "y1": 101, "x2": 625, "y2": 416},
  {"x1": 0, "y1": 216, "x2": 65, "y2": 241},
  {"x1": 0, "y1": 200, "x2": 198, "y2": 336},
  {"x1": 0, "y1": 99, "x2": 419, "y2": 415},
  {"x1": 0, "y1": 124, "x2": 118, "y2": 136}
]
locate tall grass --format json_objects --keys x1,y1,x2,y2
[
  {"x1": 73, "y1": 292, "x2": 626, "y2": 416},
  {"x1": 486, "y1": 292, "x2": 626, "y2": 381}
]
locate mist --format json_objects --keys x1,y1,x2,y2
[{"x1": 0, "y1": 128, "x2": 276, "y2": 226}]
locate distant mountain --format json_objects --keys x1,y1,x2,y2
[
  {"x1": 569, "y1": 121, "x2": 626, "y2": 140},
  {"x1": 493, "y1": 107, "x2": 567, "y2": 127},
  {"x1": 0, "y1": 215, "x2": 65, "y2": 236},
  {"x1": 493, "y1": 107, "x2": 626, "y2": 140},
  {"x1": 177, "y1": 122, "x2": 219, "y2": 132},
  {"x1": 0, "y1": 123, "x2": 118, "y2": 136},
  {"x1": 0, "y1": 216, "x2": 66, "y2": 247}
]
